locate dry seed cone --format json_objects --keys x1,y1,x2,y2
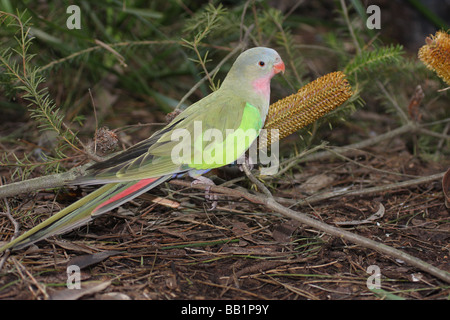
[
  {"x1": 418, "y1": 31, "x2": 450, "y2": 86},
  {"x1": 260, "y1": 71, "x2": 354, "y2": 149}
]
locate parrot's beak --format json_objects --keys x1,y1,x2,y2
[{"x1": 273, "y1": 60, "x2": 285, "y2": 74}]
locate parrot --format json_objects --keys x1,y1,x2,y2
[{"x1": 0, "y1": 47, "x2": 285, "y2": 252}]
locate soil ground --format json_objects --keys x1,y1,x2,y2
[{"x1": 1, "y1": 109, "x2": 449, "y2": 300}]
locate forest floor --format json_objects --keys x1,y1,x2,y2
[{"x1": 1, "y1": 106, "x2": 449, "y2": 300}]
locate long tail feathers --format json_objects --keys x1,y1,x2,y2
[{"x1": 0, "y1": 175, "x2": 171, "y2": 252}]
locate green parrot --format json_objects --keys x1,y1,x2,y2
[{"x1": 0, "y1": 47, "x2": 285, "y2": 252}]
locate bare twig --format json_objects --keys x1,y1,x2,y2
[
  {"x1": 0, "y1": 180, "x2": 19, "y2": 270},
  {"x1": 291, "y1": 122, "x2": 416, "y2": 164},
  {"x1": 339, "y1": 0, "x2": 361, "y2": 55},
  {"x1": 0, "y1": 164, "x2": 87, "y2": 199},
  {"x1": 295, "y1": 171, "x2": 445, "y2": 207},
  {"x1": 241, "y1": 162, "x2": 273, "y2": 198},
  {"x1": 377, "y1": 81, "x2": 409, "y2": 123},
  {"x1": 94, "y1": 39, "x2": 127, "y2": 67},
  {"x1": 11, "y1": 257, "x2": 49, "y2": 299},
  {"x1": 170, "y1": 179, "x2": 450, "y2": 284},
  {"x1": 174, "y1": 25, "x2": 253, "y2": 110}
]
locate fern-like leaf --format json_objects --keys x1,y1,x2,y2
[{"x1": 344, "y1": 44, "x2": 404, "y2": 76}]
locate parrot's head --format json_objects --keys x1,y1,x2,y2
[
  {"x1": 222, "y1": 47, "x2": 285, "y2": 102},
  {"x1": 233, "y1": 47, "x2": 285, "y2": 78}
]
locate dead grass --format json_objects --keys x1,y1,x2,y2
[{"x1": 1, "y1": 115, "x2": 449, "y2": 299}]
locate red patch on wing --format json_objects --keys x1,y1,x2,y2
[{"x1": 92, "y1": 177, "x2": 158, "y2": 213}]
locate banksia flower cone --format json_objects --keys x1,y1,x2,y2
[
  {"x1": 418, "y1": 31, "x2": 450, "y2": 86},
  {"x1": 260, "y1": 71, "x2": 354, "y2": 149}
]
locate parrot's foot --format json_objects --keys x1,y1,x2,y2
[{"x1": 191, "y1": 176, "x2": 218, "y2": 210}]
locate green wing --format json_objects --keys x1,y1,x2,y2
[
  {"x1": 186, "y1": 101, "x2": 262, "y2": 170},
  {"x1": 80, "y1": 90, "x2": 262, "y2": 184}
]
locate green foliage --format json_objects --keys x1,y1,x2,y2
[
  {"x1": 183, "y1": 3, "x2": 228, "y2": 38},
  {"x1": 182, "y1": 3, "x2": 229, "y2": 91},
  {"x1": 0, "y1": 11, "x2": 82, "y2": 154},
  {"x1": 0, "y1": 11, "x2": 85, "y2": 178},
  {"x1": 0, "y1": 1, "x2": 448, "y2": 180},
  {"x1": 344, "y1": 44, "x2": 405, "y2": 78}
]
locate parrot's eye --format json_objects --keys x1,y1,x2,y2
[{"x1": 258, "y1": 61, "x2": 265, "y2": 67}]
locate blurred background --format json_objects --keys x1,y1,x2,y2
[{"x1": 0, "y1": 0, "x2": 449, "y2": 174}]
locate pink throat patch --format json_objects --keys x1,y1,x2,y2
[{"x1": 252, "y1": 73, "x2": 273, "y2": 100}]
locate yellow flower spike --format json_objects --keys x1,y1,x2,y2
[
  {"x1": 260, "y1": 71, "x2": 354, "y2": 148},
  {"x1": 418, "y1": 31, "x2": 450, "y2": 86}
]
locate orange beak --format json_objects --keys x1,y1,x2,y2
[{"x1": 273, "y1": 60, "x2": 285, "y2": 74}]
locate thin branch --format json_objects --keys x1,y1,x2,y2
[
  {"x1": 294, "y1": 171, "x2": 445, "y2": 207},
  {"x1": 0, "y1": 180, "x2": 19, "y2": 270},
  {"x1": 170, "y1": 179, "x2": 450, "y2": 284},
  {"x1": 40, "y1": 40, "x2": 233, "y2": 73},
  {"x1": 377, "y1": 81, "x2": 409, "y2": 123},
  {"x1": 324, "y1": 146, "x2": 420, "y2": 179},
  {"x1": 0, "y1": 164, "x2": 87, "y2": 199},
  {"x1": 94, "y1": 39, "x2": 127, "y2": 68},
  {"x1": 174, "y1": 25, "x2": 253, "y2": 111},
  {"x1": 273, "y1": 19, "x2": 302, "y2": 84},
  {"x1": 241, "y1": 162, "x2": 273, "y2": 198},
  {"x1": 340, "y1": 0, "x2": 361, "y2": 54},
  {"x1": 418, "y1": 126, "x2": 450, "y2": 140},
  {"x1": 292, "y1": 122, "x2": 416, "y2": 165}
]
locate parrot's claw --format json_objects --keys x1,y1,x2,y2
[{"x1": 191, "y1": 176, "x2": 218, "y2": 210}]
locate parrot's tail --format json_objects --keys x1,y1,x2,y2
[{"x1": 0, "y1": 175, "x2": 171, "y2": 252}]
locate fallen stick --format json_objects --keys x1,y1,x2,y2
[{"x1": 170, "y1": 170, "x2": 450, "y2": 284}]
